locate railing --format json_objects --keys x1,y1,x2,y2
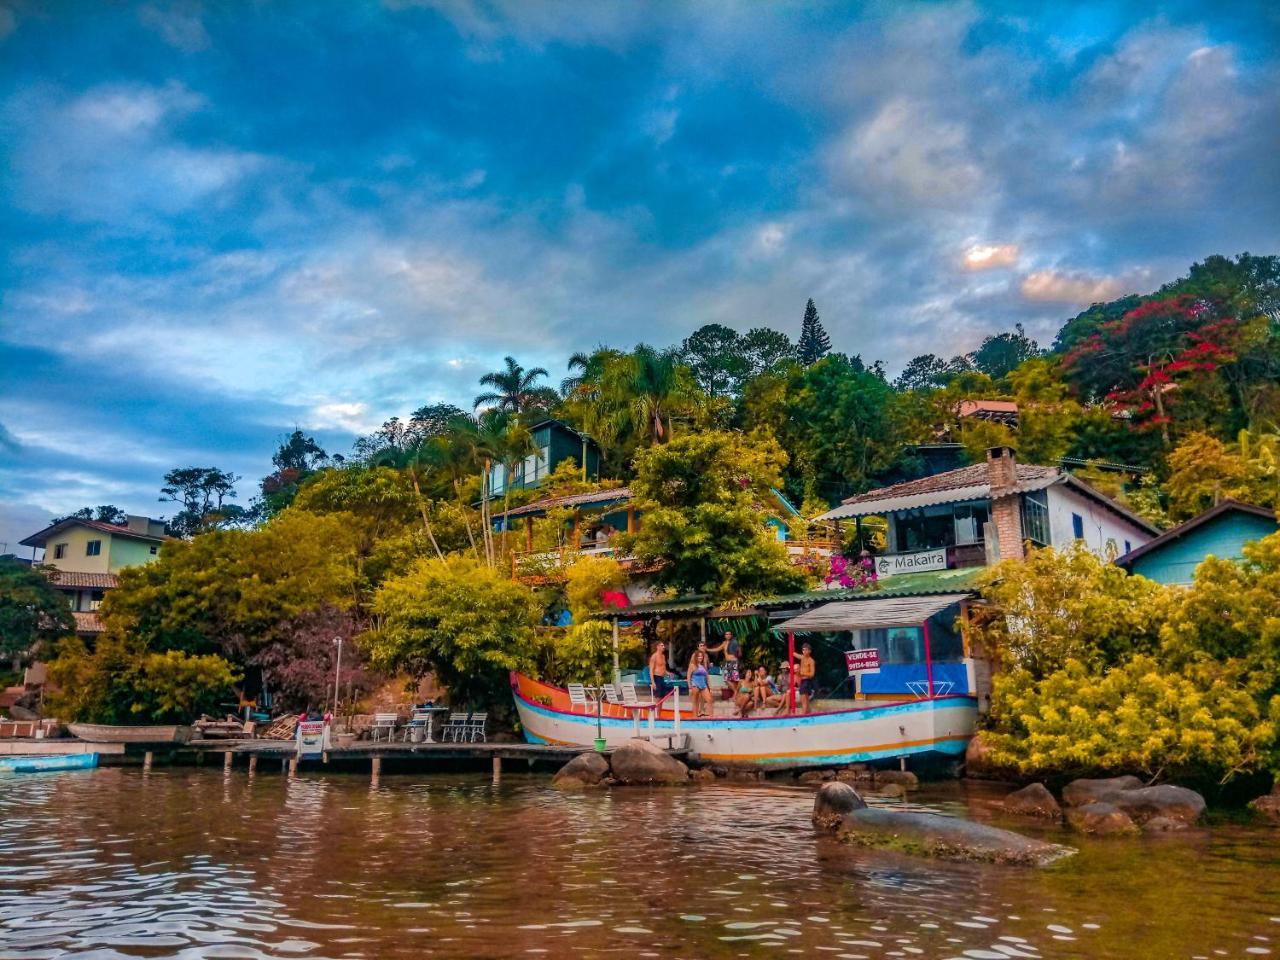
[
  {"x1": 511, "y1": 540, "x2": 641, "y2": 582},
  {"x1": 785, "y1": 537, "x2": 843, "y2": 563}
]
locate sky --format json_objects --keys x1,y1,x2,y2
[{"x1": 2, "y1": 0, "x2": 1279, "y2": 553}]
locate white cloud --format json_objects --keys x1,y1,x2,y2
[
  {"x1": 963, "y1": 243, "x2": 1020, "y2": 270},
  {"x1": 1020, "y1": 270, "x2": 1127, "y2": 304},
  {"x1": 308, "y1": 402, "x2": 379, "y2": 434},
  {"x1": 138, "y1": 2, "x2": 211, "y2": 52}
]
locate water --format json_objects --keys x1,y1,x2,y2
[{"x1": 1, "y1": 768, "x2": 1278, "y2": 959}]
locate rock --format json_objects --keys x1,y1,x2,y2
[
  {"x1": 1061, "y1": 775, "x2": 1144, "y2": 807},
  {"x1": 859, "y1": 783, "x2": 906, "y2": 799},
  {"x1": 812, "y1": 782, "x2": 867, "y2": 829},
  {"x1": 1002, "y1": 783, "x2": 1062, "y2": 820},
  {"x1": 689, "y1": 767, "x2": 716, "y2": 782},
  {"x1": 725, "y1": 768, "x2": 763, "y2": 782},
  {"x1": 836, "y1": 766, "x2": 873, "y2": 783},
  {"x1": 963, "y1": 732, "x2": 1007, "y2": 778},
  {"x1": 1249, "y1": 793, "x2": 1280, "y2": 823},
  {"x1": 609, "y1": 738, "x2": 689, "y2": 785},
  {"x1": 798, "y1": 770, "x2": 835, "y2": 784},
  {"x1": 551, "y1": 751, "x2": 611, "y2": 789},
  {"x1": 814, "y1": 784, "x2": 1073, "y2": 867},
  {"x1": 1111, "y1": 785, "x2": 1205, "y2": 826},
  {"x1": 1065, "y1": 802, "x2": 1139, "y2": 835},
  {"x1": 875, "y1": 769, "x2": 919, "y2": 789},
  {"x1": 1142, "y1": 816, "x2": 1189, "y2": 833}
]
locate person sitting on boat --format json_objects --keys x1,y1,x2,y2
[
  {"x1": 798, "y1": 643, "x2": 817, "y2": 714},
  {"x1": 706, "y1": 630, "x2": 742, "y2": 698},
  {"x1": 752, "y1": 666, "x2": 773, "y2": 709},
  {"x1": 734, "y1": 669, "x2": 756, "y2": 717},
  {"x1": 765, "y1": 662, "x2": 790, "y2": 712},
  {"x1": 649, "y1": 641, "x2": 670, "y2": 699},
  {"x1": 687, "y1": 649, "x2": 712, "y2": 717}
]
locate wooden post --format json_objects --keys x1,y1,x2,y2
[
  {"x1": 371, "y1": 756, "x2": 382, "y2": 787},
  {"x1": 248, "y1": 754, "x2": 258, "y2": 776},
  {"x1": 612, "y1": 618, "x2": 621, "y2": 686},
  {"x1": 143, "y1": 751, "x2": 153, "y2": 772},
  {"x1": 626, "y1": 506, "x2": 637, "y2": 534},
  {"x1": 492, "y1": 755, "x2": 502, "y2": 783},
  {"x1": 525, "y1": 516, "x2": 534, "y2": 551},
  {"x1": 223, "y1": 751, "x2": 232, "y2": 773},
  {"x1": 281, "y1": 758, "x2": 289, "y2": 773},
  {"x1": 288, "y1": 757, "x2": 298, "y2": 777}
]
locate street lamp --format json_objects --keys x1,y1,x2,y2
[{"x1": 332, "y1": 636, "x2": 343, "y2": 719}]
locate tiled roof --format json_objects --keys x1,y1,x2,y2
[
  {"x1": 41, "y1": 570, "x2": 121, "y2": 589},
  {"x1": 499, "y1": 486, "x2": 632, "y2": 519},
  {"x1": 72, "y1": 611, "x2": 104, "y2": 633},
  {"x1": 816, "y1": 464, "x2": 1058, "y2": 520},
  {"x1": 20, "y1": 517, "x2": 171, "y2": 548}
]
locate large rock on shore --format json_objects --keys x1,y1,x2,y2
[
  {"x1": 875, "y1": 769, "x2": 919, "y2": 789},
  {"x1": 1250, "y1": 792, "x2": 1280, "y2": 823},
  {"x1": 812, "y1": 782, "x2": 1073, "y2": 867},
  {"x1": 551, "y1": 751, "x2": 611, "y2": 789},
  {"x1": 1065, "y1": 802, "x2": 1139, "y2": 835},
  {"x1": 1061, "y1": 775, "x2": 1144, "y2": 807},
  {"x1": 609, "y1": 738, "x2": 689, "y2": 785},
  {"x1": 1002, "y1": 783, "x2": 1062, "y2": 820}
]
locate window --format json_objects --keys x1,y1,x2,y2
[
  {"x1": 1020, "y1": 490, "x2": 1050, "y2": 547},
  {"x1": 1071, "y1": 513, "x2": 1084, "y2": 540},
  {"x1": 150, "y1": 545, "x2": 158, "y2": 555},
  {"x1": 86, "y1": 540, "x2": 102, "y2": 556},
  {"x1": 53, "y1": 543, "x2": 67, "y2": 560},
  {"x1": 1124, "y1": 540, "x2": 1131, "y2": 555}
]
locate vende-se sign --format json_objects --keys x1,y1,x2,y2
[
  {"x1": 844, "y1": 649, "x2": 881, "y2": 675},
  {"x1": 875, "y1": 548, "x2": 947, "y2": 578}
]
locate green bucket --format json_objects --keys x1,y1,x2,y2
[{"x1": 594, "y1": 737, "x2": 607, "y2": 753}]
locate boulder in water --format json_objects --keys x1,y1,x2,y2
[
  {"x1": 1002, "y1": 783, "x2": 1062, "y2": 820},
  {"x1": 609, "y1": 738, "x2": 689, "y2": 785},
  {"x1": 1250, "y1": 787, "x2": 1280, "y2": 824},
  {"x1": 875, "y1": 769, "x2": 919, "y2": 789},
  {"x1": 1061, "y1": 775, "x2": 1144, "y2": 807},
  {"x1": 812, "y1": 783, "x2": 1073, "y2": 867},
  {"x1": 1065, "y1": 801, "x2": 1139, "y2": 835},
  {"x1": 551, "y1": 751, "x2": 611, "y2": 789},
  {"x1": 1111, "y1": 785, "x2": 1205, "y2": 826}
]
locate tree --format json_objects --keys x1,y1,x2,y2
[
  {"x1": 740, "y1": 327, "x2": 796, "y2": 379},
  {"x1": 51, "y1": 505, "x2": 128, "y2": 525},
  {"x1": 250, "y1": 605, "x2": 377, "y2": 714},
  {"x1": 160, "y1": 467, "x2": 246, "y2": 537},
  {"x1": 0, "y1": 558, "x2": 74, "y2": 670},
  {"x1": 797, "y1": 298, "x2": 831, "y2": 365},
  {"x1": 601, "y1": 344, "x2": 697, "y2": 446},
  {"x1": 407, "y1": 403, "x2": 466, "y2": 442},
  {"x1": 1164, "y1": 430, "x2": 1279, "y2": 521},
  {"x1": 679, "y1": 323, "x2": 746, "y2": 398},
  {"x1": 895, "y1": 354, "x2": 952, "y2": 392},
  {"x1": 971, "y1": 323, "x2": 1041, "y2": 380},
  {"x1": 473, "y1": 356, "x2": 559, "y2": 413},
  {"x1": 624, "y1": 430, "x2": 807, "y2": 601},
  {"x1": 366, "y1": 555, "x2": 543, "y2": 712},
  {"x1": 259, "y1": 430, "x2": 329, "y2": 517}
]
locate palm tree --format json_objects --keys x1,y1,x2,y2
[
  {"x1": 560, "y1": 346, "x2": 622, "y2": 398},
  {"x1": 474, "y1": 356, "x2": 559, "y2": 414},
  {"x1": 603, "y1": 344, "x2": 693, "y2": 445},
  {"x1": 450, "y1": 409, "x2": 534, "y2": 566}
]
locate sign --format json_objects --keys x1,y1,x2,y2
[
  {"x1": 844, "y1": 649, "x2": 881, "y2": 675},
  {"x1": 296, "y1": 720, "x2": 328, "y2": 759},
  {"x1": 875, "y1": 548, "x2": 946, "y2": 578}
]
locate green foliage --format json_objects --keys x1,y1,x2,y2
[
  {"x1": 160, "y1": 466, "x2": 248, "y2": 536},
  {"x1": 797, "y1": 298, "x2": 831, "y2": 365},
  {"x1": 46, "y1": 635, "x2": 239, "y2": 724},
  {"x1": 625, "y1": 430, "x2": 807, "y2": 601},
  {"x1": 537, "y1": 620, "x2": 645, "y2": 686},
  {"x1": 366, "y1": 555, "x2": 542, "y2": 709},
  {"x1": 0, "y1": 558, "x2": 74, "y2": 665},
  {"x1": 563, "y1": 554, "x2": 626, "y2": 621},
  {"x1": 1165, "y1": 430, "x2": 1279, "y2": 521}
]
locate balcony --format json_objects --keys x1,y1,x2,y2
[{"x1": 510, "y1": 539, "x2": 657, "y2": 584}]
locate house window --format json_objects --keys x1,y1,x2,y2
[
  {"x1": 1124, "y1": 540, "x2": 1131, "y2": 555},
  {"x1": 150, "y1": 545, "x2": 158, "y2": 555},
  {"x1": 1071, "y1": 513, "x2": 1084, "y2": 540},
  {"x1": 86, "y1": 540, "x2": 102, "y2": 556},
  {"x1": 1021, "y1": 490, "x2": 1050, "y2": 547},
  {"x1": 53, "y1": 543, "x2": 67, "y2": 559}
]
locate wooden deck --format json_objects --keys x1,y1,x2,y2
[{"x1": 189, "y1": 739, "x2": 671, "y2": 762}]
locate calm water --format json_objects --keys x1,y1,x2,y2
[{"x1": 2, "y1": 767, "x2": 1278, "y2": 960}]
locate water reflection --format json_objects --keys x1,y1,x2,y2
[{"x1": 1, "y1": 768, "x2": 1277, "y2": 958}]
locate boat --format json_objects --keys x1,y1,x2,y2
[
  {"x1": 0, "y1": 753, "x2": 98, "y2": 773},
  {"x1": 68, "y1": 723, "x2": 192, "y2": 744},
  {"x1": 510, "y1": 672, "x2": 977, "y2": 766}
]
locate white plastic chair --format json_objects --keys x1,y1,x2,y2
[
  {"x1": 466, "y1": 712, "x2": 488, "y2": 742},
  {"x1": 602, "y1": 683, "x2": 622, "y2": 705},
  {"x1": 567, "y1": 683, "x2": 591, "y2": 713},
  {"x1": 441, "y1": 712, "x2": 469, "y2": 741},
  {"x1": 370, "y1": 713, "x2": 398, "y2": 742}
]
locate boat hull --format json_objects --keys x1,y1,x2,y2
[
  {"x1": 0, "y1": 752, "x2": 99, "y2": 773},
  {"x1": 511, "y1": 673, "x2": 977, "y2": 767},
  {"x1": 68, "y1": 723, "x2": 191, "y2": 744}
]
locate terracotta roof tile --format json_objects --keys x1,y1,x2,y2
[
  {"x1": 40, "y1": 570, "x2": 121, "y2": 589},
  {"x1": 72, "y1": 611, "x2": 104, "y2": 633},
  {"x1": 841, "y1": 463, "x2": 1058, "y2": 506}
]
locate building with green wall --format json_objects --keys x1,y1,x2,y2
[{"x1": 1115, "y1": 500, "x2": 1278, "y2": 586}]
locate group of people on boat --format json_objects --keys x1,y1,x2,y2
[{"x1": 647, "y1": 632, "x2": 817, "y2": 719}]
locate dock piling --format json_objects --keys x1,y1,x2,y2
[
  {"x1": 492, "y1": 755, "x2": 502, "y2": 783},
  {"x1": 371, "y1": 756, "x2": 382, "y2": 787},
  {"x1": 248, "y1": 754, "x2": 258, "y2": 776},
  {"x1": 223, "y1": 751, "x2": 232, "y2": 773},
  {"x1": 143, "y1": 751, "x2": 153, "y2": 772},
  {"x1": 288, "y1": 757, "x2": 298, "y2": 777}
]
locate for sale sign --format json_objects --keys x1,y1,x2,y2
[
  {"x1": 296, "y1": 720, "x2": 328, "y2": 758},
  {"x1": 844, "y1": 649, "x2": 881, "y2": 675}
]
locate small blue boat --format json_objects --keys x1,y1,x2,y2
[{"x1": 0, "y1": 753, "x2": 99, "y2": 773}]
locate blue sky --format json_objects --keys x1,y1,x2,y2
[{"x1": 2, "y1": 0, "x2": 1278, "y2": 550}]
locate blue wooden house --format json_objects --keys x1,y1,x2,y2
[
  {"x1": 487, "y1": 419, "x2": 601, "y2": 498},
  {"x1": 1115, "y1": 500, "x2": 1278, "y2": 585}
]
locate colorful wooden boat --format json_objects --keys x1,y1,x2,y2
[
  {"x1": 68, "y1": 723, "x2": 191, "y2": 744},
  {"x1": 0, "y1": 752, "x2": 98, "y2": 773},
  {"x1": 510, "y1": 672, "x2": 977, "y2": 767}
]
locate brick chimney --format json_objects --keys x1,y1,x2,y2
[{"x1": 985, "y1": 446, "x2": 1024, "y2": 561}]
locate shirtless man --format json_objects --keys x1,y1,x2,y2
[
  {"x1": 648, "y1": 641, "x2": 670, "y2": 699},
  {"x1": 798, "y1": 643, "x2": 817, "y2": 714}
]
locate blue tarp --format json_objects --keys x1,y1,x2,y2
[{"x1": 858, "y1": 662, "x2": 969, "y2": 696}]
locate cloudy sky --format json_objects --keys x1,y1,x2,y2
[{"x1": 2, "y1": 0, "x2": 1278, "y2": 550}]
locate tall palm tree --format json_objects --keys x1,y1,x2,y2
[
  {"x1": 603, "y1": 344, "x2": 693, "y2": 445},
  {"x1": 474, "y1": 356, "x2": 559, "y2": 413},
  {"x1": 451, "y1": 409, "x2": 534, "y2": 567}
]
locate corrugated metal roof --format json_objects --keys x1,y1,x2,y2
[
  {"x1": 775, "y1": 593, "x2": 964, "y2": 632},
  {"x1": 816, "y1": 484, "x2": 992, "y2": 519},
  {"x1": 499, "y1": 486, "x2": 631, "y2": 519},
  {"x1": 814, "y1": 463, "x2": 1061, "y2": 521},
  {"x1": 756, "y1": 567, "x2": 983, "y2": 607}
]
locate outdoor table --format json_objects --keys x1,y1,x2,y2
[
  {"x1": 617, "y1": 700, "x2": 659, "y2": 737},
  {"x1": 410, "y1": 706, "x2": 450, "y2": 743}
]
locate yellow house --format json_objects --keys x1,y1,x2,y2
[{"x1": 20, "y1": 516, "x2": 171, "y2": 635}]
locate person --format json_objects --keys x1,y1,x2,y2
[
  {"x1": 706, "y1": 630, "x2": 742, "y2": 697},
  {"x1": 734, "y1": 668, "x2": 756, "y2": 717},
  {"x1": 765, "y1": 662, "x2": 791, "y2": 713},
  {"x1": 752, "y1": 666, "x2": 772, "y2": 710},
  {"x1": 649, "y1": 641, "x2": 670, "y2": 699},
  {"x1": 687, "y1": 649, "x2": 712, "y2": 718},
  {"x1": 798, "y1": 642, "x2": 817, "y2": 714}
]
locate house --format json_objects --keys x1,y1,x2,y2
[
  {"x1": 957, "y1": 399, "x2": 1019, "y2": 427},
  {"x1": 815, "y1": 446, "x2": 1159, "y2": 574},
  {"x1": 487, "y1": 419, "x2": 602, "y2": 498},
  {"x1": 1115, "y1": 500, "x2": 1278, "y2": 585},
  {"x1": 19, "y1": 515, "x2": 170, "y2": 636}
]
